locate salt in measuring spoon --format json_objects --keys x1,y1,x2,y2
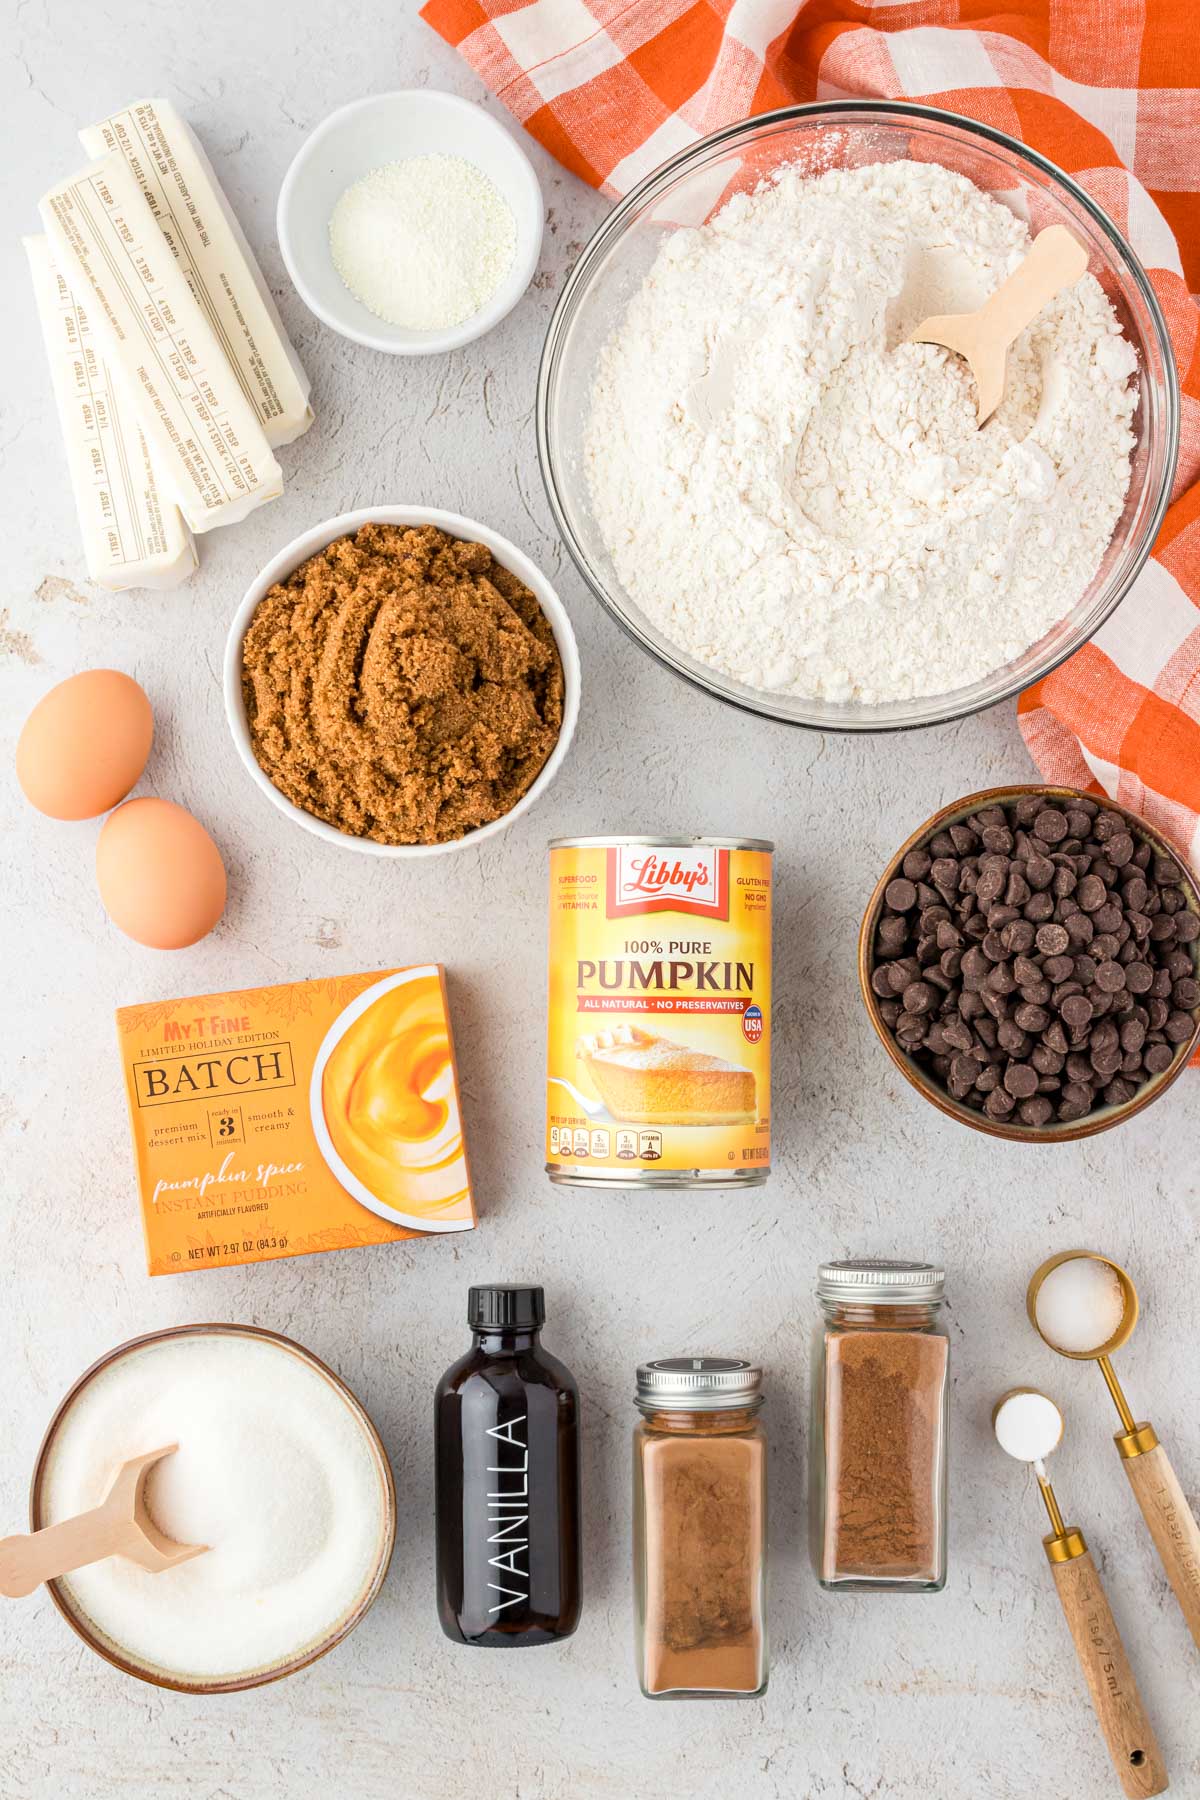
[
  {"x1": 1029, "y1": 1249, "x2": 1200, "y2": 1651},
  {"x1": 992, "y1": 1390, "x2": 1167, "y2": 1798},
  {"x1": 0, "y1": 1446, "x2": 205, "y2": 1598}
]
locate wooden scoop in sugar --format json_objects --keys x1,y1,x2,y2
[{"x1": 0, "y1": 1446, "x2": 205, "y2": 1597}]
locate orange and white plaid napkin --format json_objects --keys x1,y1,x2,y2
[{"x1": 423, "y1": 0, "x2": 1200, "y2": 867}]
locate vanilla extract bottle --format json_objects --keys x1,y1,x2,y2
[{"x1": 435, "y1": 1285, "x2": 582, "y2": 1646}]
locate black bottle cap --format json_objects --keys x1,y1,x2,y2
[{"x1": 468, "y1": 1285, "x2": 545, "y2": 1331}]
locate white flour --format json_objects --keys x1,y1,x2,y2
[{"x1": 585, "y1": 160, "x2": 1138, "y2": 704}]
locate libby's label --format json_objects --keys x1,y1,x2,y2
[
  {"x1": 547, "y1": 841, "x2": 772, "y2": 1182},
  {"x1": 606, "y1": 845, "x2": 730, "y2": 918}
]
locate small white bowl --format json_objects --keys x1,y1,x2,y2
[
  {"x1": 278, "y1": 90, "x2": 544, "y2": 354},
  {"x1": 224, "y1": 505, "x2": 580, "y2": 858}
]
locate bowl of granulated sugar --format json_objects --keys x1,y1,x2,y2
[
  {"x1": 278, "y1": 89, "x2": 544, "y2": 354},
  {"x1": 30, "y1": 1325, "x2": 396, "y2": 1691}
]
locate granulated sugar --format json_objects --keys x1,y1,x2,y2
[
  {"x1": 41, "y1": 1332, "x2": 386, "y2": 1680},
  {"x1": 585, "y1": 160, "x2": 1138, "y2": 705},
  {"x1": 330, "y1": 154, "x2": 516, "y2": 330}
]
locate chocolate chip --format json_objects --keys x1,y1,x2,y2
[
  {"x1": 1173, "y1": 977, "x2": 1200, "y2": 1009},
  {"x1": 1103, "y1": 1077, "x2": 1138, "y2": 1107},
  {"x1": 1003, "y1": 1062, "x2": 1039, "y2": 1098},
  {"x1": 885, "y1": 878, "x2": 918, "y2": 911},
  {"x1": 1077, "y1": 875, "x2": 1106, "y2": 912},
  {"x1": 1036, "y1": 923, "x2": 1070, "y2": 956},
  {"x1": 1174, "y1": 911, "x2": 1199, "y2": 943},
  {"x1": 903, "y1": 981, "x2": 938, "y2": 1016},
  {"x1": 1018, "y1": 1096, "x2": 1055, "y2": 1126},
  {"x1": 1061, "y1": 994, "x2": 1093, "y2": 1033},
  {"x1": 1094, "y1": 962, "x2": 1127, "y2": 993},
  {"x1": 1144, "y1": 1043, "x2": 1174, "y2": 1075},
  {"x1": 1165, "y1": 1011, "x2": 1196, "y2": 1044},
  {"x1": 1034, "y1": 809, "x2": 1068, "y2": 843}
]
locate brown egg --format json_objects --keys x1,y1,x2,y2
[
  {"x1": 16, "y1": 669, "x2": 154, "y2": 820},
  {"x1": 96, "y1": 799, "x2": 227, "y2": 949}
]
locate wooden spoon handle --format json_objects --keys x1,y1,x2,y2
[
  {"x1": 1050, "y1": 1548, "x2": 1168, "y2": 1796},
  {"x1": 0, "y1": 1506, "x2": 132, "y2": 1597},
  {"x1": 978, "y1": 224, "x2": 1089, "y2": 347},
  {"x1": 1122, "y1": 1441, "x2": 1200, "y2": 1651}
]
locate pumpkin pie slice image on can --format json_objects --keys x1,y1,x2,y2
[{"x1": 546, "y1": 837, "x2": 772, "y2": 1188}]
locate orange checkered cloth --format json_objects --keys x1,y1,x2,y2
[{"x1": 422, "y1": 0, "x2": 1200, "y2": 867}]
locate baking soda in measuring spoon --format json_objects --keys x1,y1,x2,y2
[{"x1": 330, "y1": 154, "x2": 516, "y2": 330}]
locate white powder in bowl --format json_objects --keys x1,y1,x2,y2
[
  {"x1": 1035, "y1": 1256, "x2": 1127, "y2": 1354},
  {"x1": 40, "y1": 1333, "x2": 389, "y2": 1682},
  {"x1": 330, "y1": 154, "x2": 516, "y2": 330},
  {"x1": 585, "y1": 159, "x2": 1138, "y2": 705}
]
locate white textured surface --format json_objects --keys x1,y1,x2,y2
[{"x1": 1, "y1": 5, "x2": 1198, "y2": 1796}]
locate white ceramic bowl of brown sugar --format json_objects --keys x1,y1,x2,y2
[{"x1": 224, "y1": 506, "x2": 580, "y2": 858}]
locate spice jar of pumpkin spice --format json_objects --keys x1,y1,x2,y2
[
  {"x1": 632, "y1": 1358, "x2": 767, "y2": 1699},
  {"x1": 810, "y1": 1261, "x2": 949, "y2": 1592}
]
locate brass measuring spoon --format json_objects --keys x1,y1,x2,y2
[
  {"x1": 1029, "y1": 1250, "x2": 1200, "y2": 1650},
  {"x1": 993, "y1": 1389, "x2": 1167, "y2": 1797}
]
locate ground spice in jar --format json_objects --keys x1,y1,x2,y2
[
  {"x1": 813, "y1": 1262, "x2": 950, "y2": 1591},
  {"x1": 634, "y1": 1359, "x2": 767, "y2": 1698},
  {"x1": 822, "y1": 1328, "x2": 949, "y2": 1580},
  {"x1": 241, "y1": 522, "x2": 563, "y2": 846}
]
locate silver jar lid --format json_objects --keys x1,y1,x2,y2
[
  {"x1": 817, "y1": 1260, "x2": 946, "y2": 1303},
  {"x1": 636, "y1": 1357, "x2": 763, "y2": 1410}
]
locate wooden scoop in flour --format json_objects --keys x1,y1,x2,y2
[
  {"x1": 908, "y1": 224, "x2": 1089, "y2": 426},
  {"x1": 0, "y1": 1446, "x2": 205, "y2": 1597}
]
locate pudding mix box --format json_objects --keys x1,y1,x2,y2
[{"x1": 115, "y1": 965, "x2": 475, "y2": 1275}]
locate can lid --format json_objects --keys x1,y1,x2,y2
[
  {"x1": 635, "y1": 1357, "x2": 763, "y2": 1409},
  {"x1": 817, "y1": 1260, "x2": 945, "y2": 1303},
  {"x1": 468, "y1": 1285, "x2": 545, "y2": 1331},
  {"x1": 549, "y1": 835, "x2": 774, "y2": 852}
]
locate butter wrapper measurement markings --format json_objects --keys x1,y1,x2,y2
[
  {"x1": 80, "y1": 99, "x2": 312, "y2": 447},
  {"x1": 546, "y1": 837, "x2": 773, "y2": 1187},
  {"x1": 39, "y1": 151, "x2": 282, "y2": 534},
  {"x1": 23, "y1": 234, "x2": 196, "y2": 592}
]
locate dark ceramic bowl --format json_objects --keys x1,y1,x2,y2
[{"x1": 859, "y1": 785, "x2": 1200, "y2": 1141}]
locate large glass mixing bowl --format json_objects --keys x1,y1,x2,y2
[{"x1": 537, "y1": 102, "x2": 1180, "y2": 732}]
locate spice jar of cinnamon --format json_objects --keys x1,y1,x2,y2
[
  {"x1": 811, "y1": 1261, "x2": 949, "y2": 1593},
  {"x1": 633, "y1": 1358, "x2": 767, "y2": 1699}
]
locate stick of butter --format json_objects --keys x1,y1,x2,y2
[
  {"x1": 39, "y1": 153, "x2": 283, "y2": 534},
  {"x1": 80, "y1": 99, "x2": 313, "y2": 448},
  {"x1": 24, "y1": 235, "x2": 197, "y2": 592}
]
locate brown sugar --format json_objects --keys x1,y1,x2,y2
[
  {"x1": 639, "y1": 1424, "x2": 766, "y2": 1695},
  {"x1": 821, "y1": 1326, "x2": 948, "y2": 1581},
  {"x1": 241, "y1": 522, "x2": 564, "y2": 846}
]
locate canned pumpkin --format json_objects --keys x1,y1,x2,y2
[{"x1": 546, "y1": 837, "x2": 772, "y2": 1187}]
